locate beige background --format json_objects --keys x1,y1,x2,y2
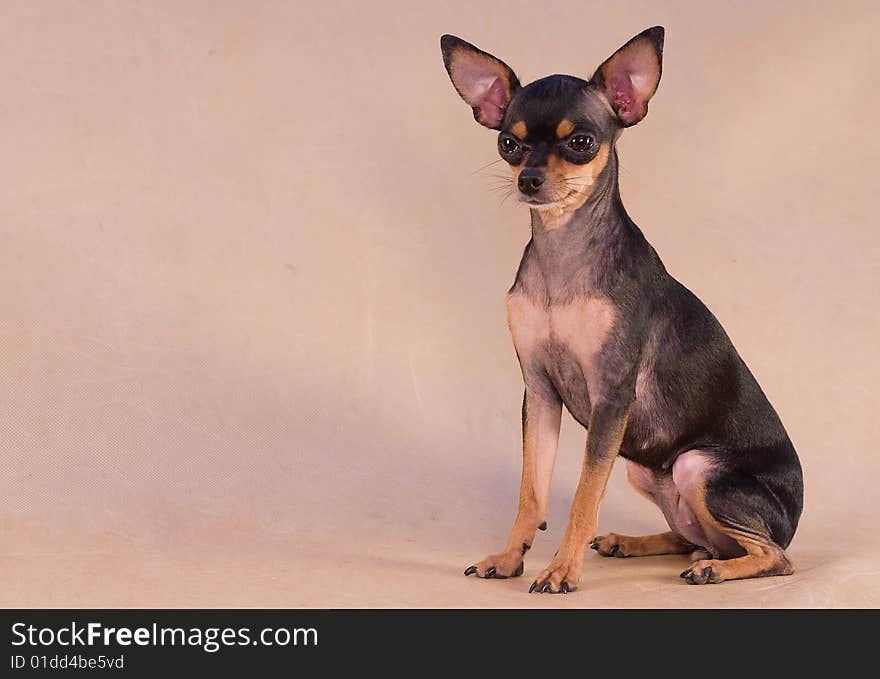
[{"x1": 2, "y1": 1, "x2": 878, "y2": 608}]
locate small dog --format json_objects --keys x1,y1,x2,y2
[{"x1": 441, "y1": 27, "x2": 803, "y2": 592}]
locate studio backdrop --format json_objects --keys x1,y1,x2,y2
[{"x1": 2, "y1": 0, "x2": 878, "y2": 607}]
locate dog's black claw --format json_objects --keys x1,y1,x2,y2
[
  {"x1": 464, "y1": 566, "x2": 477, "y2": 576},
  {"x1": 538, "y1": 521, "x2": 547, "y2": 531},
  {"x1": 542, "y1": 582, "x2": 552, "y2": 593},
  {"x1": 529, "y1": 581, "x2": 538, "y2": 593},
  {"x1": 680, "y1": 569, "x2": 692, "y2": 579},
  {"x1": 485, "y1": 566, "x2": 496, "y2": 578},
  {"x1": 513, "y1": 561, "x2": 524, "y2": 577},
  {"x1": 522, "y1": 542, "x2": 530, "y2": 555},
  {"x1": 704, "y1": 566, "x2": 714, "y2": 581},
  {"x1": 589, "y1": 539, "x2": 599, "y2": 550},
  {"x1": 608, "y1": 544, "x2": 620, "y2": 556},
  {"x1": 561, "y1": 581, "x2": 570, "y2": 594}
]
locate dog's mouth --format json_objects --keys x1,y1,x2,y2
[
  {"x1": 517, "y1": 188, "x2": 579, "y2": 209},
  {"x1": 518, "y1": 195, "x2": 550, "y2": 206}
]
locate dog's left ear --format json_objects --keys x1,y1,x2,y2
[
  {"x1": 592, "y1": 26, "x2": 664, "y2": 127},
  {"x1": 441, "y1": 34, "x2": 520, "y2": 130}
]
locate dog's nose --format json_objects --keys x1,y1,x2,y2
[{"x1": 518, "y1": 169, "x2": 545, "y2": 195}]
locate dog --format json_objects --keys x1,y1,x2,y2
[{"x1": 441, "y1": 26, "x2": 803, "y2": 593}]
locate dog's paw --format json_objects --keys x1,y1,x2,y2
[
  {"x1": 464, "y1": 549, "x2": 525, "y2": 579},
  {"x1": 680, "y1": 560, "x2": 724, "y2": 585},
  {"x1": 589, "y1": 533, "x2": 632, "y2": 557},
  {"x1": 529, "y1": 553, "x2": 582, "y2": 594}
]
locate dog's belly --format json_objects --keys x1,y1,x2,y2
[{"x1": 618, "y1": 363, "x2": 679, "y2": 463}]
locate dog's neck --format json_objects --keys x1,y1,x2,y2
[{"x1": 525, "y1": 146, "x2": 647, "y2": 294}]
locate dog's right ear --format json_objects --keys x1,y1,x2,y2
[{"x1": 440, "y1": 35, "x2": 520, "y2": 130}]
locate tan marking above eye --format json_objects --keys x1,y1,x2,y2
[
  {"x1": 556, "y1": 119, "x2": 575, "y2": 138},
  {"x1": 510, "y1": 121, "x2": 527, "y2": 140}
]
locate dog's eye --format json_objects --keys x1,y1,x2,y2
[
  {"x1": 568, "y1": 134, "x2": 594, "y2": 152},
  {"x1": 499, "y1": 136, "x2": 520, "y2": 155}
]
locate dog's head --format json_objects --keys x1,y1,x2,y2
[{"x1": 441, "y1": 27, "x2": 664, "y2": 212}]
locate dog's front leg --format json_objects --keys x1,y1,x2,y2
[
  {"x1": 465, "y1": 387, "x2": 562, "y2": 579},
  {"x1": 530, "y1": 398, "x2": 631, "y2": 593}
]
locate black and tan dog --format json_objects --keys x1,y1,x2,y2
[{"x1": 441, "y1": 27, "x2": 803, "y2": 593}]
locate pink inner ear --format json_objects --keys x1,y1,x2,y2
[
  {"x1": 601, "y1": 38, "x2": 660, "y2": 126},
  {"x1": 608, "y1": 73, "x2": 637, "y2": 121},
  {"x1": 453, "y1": 51, "x2": 511, "y2": 128},
  {"x1": 470, "y1": 77, "x2": 508, "y2": 127}
]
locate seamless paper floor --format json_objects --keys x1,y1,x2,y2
[{"x1": 2, "y1": 1, "x2": 879, "y2": 608}]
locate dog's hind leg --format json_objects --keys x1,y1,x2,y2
[
  {"x1": 673, "y1": 450, "x2": 798, "y2": 585},
  {"x1": 590, "y1": 530, "x2": 693, "y2": 557}
]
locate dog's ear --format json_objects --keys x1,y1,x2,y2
[
  {"x1": 441, "y1": 35, "x2": 520, "y2": 130},
  {"x1": 591, "y1": 26, "x2": 664, "y2": 127}
]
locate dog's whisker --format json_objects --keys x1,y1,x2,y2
[{"x1": 472, "y1": 158, "x2": 505, "y2": 175}]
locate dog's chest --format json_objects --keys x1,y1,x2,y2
[{"x1": 506, "y1": 292, "x2": 616, "y2": 417}]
